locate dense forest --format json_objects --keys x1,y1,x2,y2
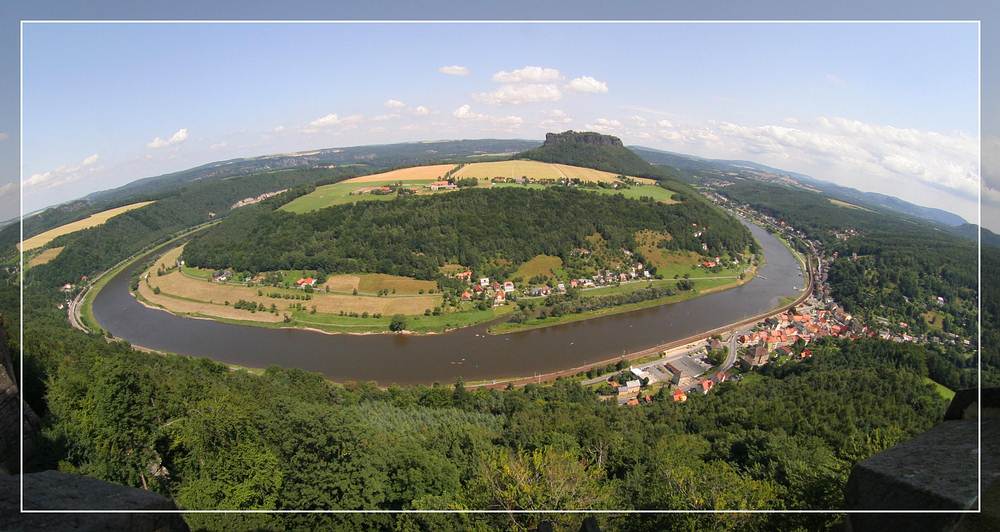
[{"x1": 181, "y1": 187, "x2": 755, "y2": 280}]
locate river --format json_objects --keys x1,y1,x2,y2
[{"x1": 93, "y1": 218, "x2": 804, "y2": 385}]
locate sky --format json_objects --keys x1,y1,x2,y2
[{"x1": 0, "y1": 3, "x2": 993, "y2": 233}]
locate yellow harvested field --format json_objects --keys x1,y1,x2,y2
[
  {"x1": 27, "y1": 246, "x2": 64, "y2": 267},
  {"x1": 137, "y1": 280, "x2": 285, "y2": 323},
  {"x1": 454, "y1": 159, "x2": 655, "y2": 184},
  {"x1": 20, "y1": 201, "x2": 155, "y2": 251},
  {"x1": 829, "y1": 198, "x2": 874, "y2": 212},
  {"x1": 357, "y1": 273, "x2": 437, "y2": 294},
  {"x1": 140, "y1": 246, "x2": 442, "y2": 321},
  {"x1": 345, "y1": 164, "x2": 457, "y2": 183},
  {"x1": 323, "y1": 274, "x2": 361, "y2": 292}
]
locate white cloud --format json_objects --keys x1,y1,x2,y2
[
  {"x1": 438, "y1": 65, "x2": 470, "y2": 76},
  {"x1": 540, "y1": 109, "x2": 573, "y2": 128},
  {"x1": 23, "y1": 153, "x2": 100, "y2": 192},
  {"x1": 656, "y1": 119, "x2": 674, "y2": 128},
  {"x1": 372, "y1": 113, "x2": 399, "y2": 122},
  {"x1": 453, "y1": 104, "x2": 478, "y2": 120},
  {"x1": 452, "y1": 104, "x2": 522, "y2": 129},
  {"x1": 412, "y1": 105, "x2": 430, "y2": 116},
  {"x1": 210, "y1": 141, "x2": 228, "y2": 150},
  {"x1": 630, "y1": 115, "x2": 647, "y2": 126},
  {"x1": 306, "y1": 113, "x2": 364, "y2": 132},
  {"x1": 147, "y1": 128, "x2": 188, "y2": 149},
  {"x1": 648, "y1": 116, "x2": 979, "y2": 215},
  {"x1": 475, "y1": 84, "x2": 562, "y2": 105},
  {"x1": 309, "y1": 113, "x2": 343, "y2": 128},
  {"x1": 273, "y1": 125, "x2": 286, "y2": 132},
  {"x1": 384, "y1": 99, "x2": 406, "y2": 109},
  {"x1": 0, "y1": 182, "x2": 14, "y2": 198},
  {"x1": 492, "y1": 66, "x2": 561, "y2": 83},
  {"x1": 565, "y1": 76, "x2": 608, "y2": 94},
  {"x1": 584, "y1": 118, "x2": 622, "y2": 134}
]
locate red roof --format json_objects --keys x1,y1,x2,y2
[{"x1": 296, "y1": 277, "x2": 316, "y2": 286}]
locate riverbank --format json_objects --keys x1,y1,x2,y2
[{"x1": 489, "y1": 266, "x2": 756, "y2": 334}]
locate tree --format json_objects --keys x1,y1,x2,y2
[{"x1": 389, "y1": 315, "x2": 407, "y2": 332}]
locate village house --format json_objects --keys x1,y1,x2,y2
[
  {"x1": 672, "y1": 389, "x2": 687, "y2": 402},
  {"x1": 743, "y1": 345, "x2": 769, "y2": 367},
  {"x1": 503, "y1": 281, "x2": 515, "y2": 293},
  {"x1": 295, "y1": 277, "x2": 317, "y2": 288},
  {"x1": 454, "y1": 270, "x2": 473, "y2": 283},
  {"x1": 479, "y1": 277, "x2": 489, "y2": 287},
  {"x1": 617, "y1": 379, "x2": 642, "y2": 404},
  {"x1": 428, "y1": 181, "x2": 457, "y2": 191}
]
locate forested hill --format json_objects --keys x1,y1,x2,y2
[
  {"x1": 519, "y1": 131, "x2": 682, "y2": 181},
  {"x1": 182, "y1": 187, "x2": 755, "y2": 278}
]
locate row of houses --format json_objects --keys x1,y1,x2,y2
[{"x1": 451, "y1": 260, "x2": 653, "y2": 306}]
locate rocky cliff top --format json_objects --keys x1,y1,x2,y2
[{"x1": 543, "y1": 130, "x2": 624, "y2": 148}]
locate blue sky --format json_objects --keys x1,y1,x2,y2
[{"x1": 0, "y1": 3, "x2": 992, "y2": 231}]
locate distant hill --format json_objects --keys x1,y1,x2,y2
[
  {"x1": 948, "y1": 223, "x2": 1000, "y2": 248},
  {"x1": 15, "y1": 138, "x2": 541, "y2": 245},
  {"x1": 519, "y1": 131, "x2": 679, "y2": 181},
  {"x1": 631, "y1": 146, "x2": 968, "y2": 227},
  {"x1": 86, "y1": 138, "x2": 542, "y2": 206}
]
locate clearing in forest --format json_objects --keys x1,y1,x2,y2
[
  {"x1": 27, "y1": 246, "x2": 64, "y2": 267},
  {"x1": 513, "y1": 255, "x2": 564, "y2": 281}
]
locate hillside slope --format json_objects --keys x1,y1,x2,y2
[{"x1": 631, "y1": 145, "x2": 967, "y2": 227}]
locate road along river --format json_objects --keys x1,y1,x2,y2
[{"x1": 92, "y1": 219, "x2": 805, "y2": 385}]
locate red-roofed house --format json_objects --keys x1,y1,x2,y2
[
  {"x1": 700, "y1": 379, "x2": 714, "y2": 394},
  {"x1": 296, "y1": 277, "x2": 317, "y2": 288},
  {"x1": 672, "y1": 389, "x2": 687, "y2": 402}
]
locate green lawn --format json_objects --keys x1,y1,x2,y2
[
  {"x1": 513, "y1": 255, "x2": 563, "y2": 281},
  {"x1": 586, "y1": 184, "x2": 678, "y2": 204},
  {"x1": 924, "y1": 377, "x2": 955, "y2": 402},
  {"x1": 280, "y1": 179, "x2": 436, "y2": 213},
  {"x1": 289, "y1": 304, "x2": 510, "y2": 334},
  {"x1": 579, "y1": 276, "x2": 740, "y2": 298}
]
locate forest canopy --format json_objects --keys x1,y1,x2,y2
[{"x1": 181, "y1": 187, "x2": 756, "y2": 279}]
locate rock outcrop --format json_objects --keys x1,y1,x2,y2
[
  {"x1": 543, "y1": 130, "x2": 624, "y2": 148},
  {"x1": 1, "y1": 470, "x2": 190, "y2": 531},
  {"x1": 0, "y1": 325, "x2": 39, "y2": 475}
]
